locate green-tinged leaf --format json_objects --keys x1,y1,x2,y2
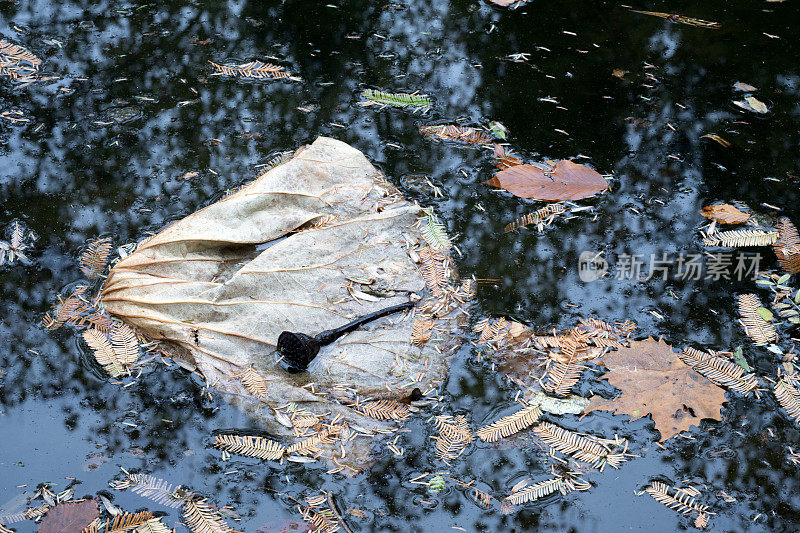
[
  {"x1": 733, "y1": 96, "x2": 769, "y2": 114},
  {"x1": 420, "y1": 210, "x2": 451, "y2": 250},
  {"x1": 790, "y1": 317, "x2": 800, "y2": 324},
  {"x1": 488, "y1": 121, "x2": 508, "y2": 140},
  {"x1": 757, "y1": 307, "x2": 774, "y2": 322},
  {"x1": 778, "y1": 274, "x2": 792, "y2": 285},
  {"x1": 795, "y1": 290, "x2": 800, "y2": 304},
  {"x1": 429, "y1": 476, "x2": 446, "y2": 493},
  {"x1": 362, "y1": 89, "x2": 432, "y2": 109},
  {"x1": 731, "y1": 347, "x2": 751, "y2": 372},
  {"x1": 755, "y1": 279, "x2": 774, "y2": 286}
]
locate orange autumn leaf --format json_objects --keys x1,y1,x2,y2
[
  {"x1": 485, "y1": 160, "x2": 608, "y2": 201},
  {"x1": 699, "y1": 204, "x2": 750, "y2": 224},
  {"x1": 586, "y1": 337, "x2": 727, "y2": 441}
]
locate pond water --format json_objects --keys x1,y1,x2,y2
[{"x1": 1, "y1": 0, "x2": 799, "y2": 531}]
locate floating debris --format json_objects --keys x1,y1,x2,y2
[{"x1": 209, "y1": 60, "x2": 301, "y2": 81}]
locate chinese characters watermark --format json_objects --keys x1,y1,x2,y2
[{"x1": 579, "y1": 251, "x2": 762, "y2": 282}]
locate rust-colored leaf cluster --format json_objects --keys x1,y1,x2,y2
[
  {"x1": 0, "y1": 39, "x2": 41, "y2": 81},
  {"x1": 774, "y1": 217, "x2": 800, "y2": 274},
  {"x1": 419, "y1": 124, "x2": 491, "y2": 146}
]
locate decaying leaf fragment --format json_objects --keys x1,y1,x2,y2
[
  {"x1": 699, "y1": 204, "x2": 750, "y2": 224},
  {"x1": 485, "y1": 160, "x2": 609, "y2": 201},
  {"x1": 585, "y1": 337, "x2": 728, "y2": 441},
  {"x1": 733, "y1": 96, "x2": 769, "y2": 114},
  {"x1": 37, "y1": 500, "x2": 99, "y2": 533},
  {"x1": 98, "y1": 137, "x2": 470, "y2": 472}
]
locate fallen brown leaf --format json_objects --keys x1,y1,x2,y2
[
  {"x1": 38, "y1": 500, "x2": 99, "y2": 533},
  {"x1": 586, "y1": 337, "x2": 727, "y2": 441},
  {"x1": 485, "y1": 160, "x2": 608, "y2": 201},
  {"x1": 612, "y1": 68, "x2": 628, "y2": 79},
  {"x1": 699, "y1": 204, "x2": 750, "y2": 224}
]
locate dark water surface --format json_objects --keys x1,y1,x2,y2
[{"x1": 2, "y1": 0, "x2": 800, "y2": 531}]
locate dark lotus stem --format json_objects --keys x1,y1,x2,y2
[{"x1": 277, "y1": 301, "x2": 414, "y2": 373}]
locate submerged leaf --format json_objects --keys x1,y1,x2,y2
[
  {"x1": 699, "y1": 204, "x2": 750, "y2": 224},
  {"x1": 485, "y1": 160, "x2": 609, "y2": 201},
  {"x1": 733, "y1": 96, "x2": 769, "y2": 114},
  {"x1": 733, "y1": 81, "x2": 758, "y2": 92},
  {"x1": 38, "y1": 500, "x2": 99, "y2": 533}
]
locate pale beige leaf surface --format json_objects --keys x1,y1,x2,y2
[{"x1": 100, "y1": 137, "x2": 469, "y2": 469}]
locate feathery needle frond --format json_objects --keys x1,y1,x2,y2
[
  {"x1": 738, "y1": 294, "x2": 778, "y2": 345},
  {"x1": 645, "y1": 481, "x2": 711, "y2": 516},
  {"x1": 136, "y1": 518, "x2": 172, "y2": 533},
  {"x1": 286, "y1": 428, "x2": 340, "y2": 456},
  {"x1": 774, "y1": 378, "x2": 800, "y2": 424},
  {"x1": 183, "y1": 498, "x2": 242, "y2": 533},
  {"x1": 419, "y1": 124, "x2": 491, "y2": 146},
  {"x1": 703, "y1": 229, "x2": 778, "y2": 247},
  {"x1": 83, "y1": 329, "x2": 126, "y2": 377},
  {"x1": 0, "y1": 39, "x2": 41, "y2": 81},
  {"x1": 353, "y1": 399, "x2": 410, "y2": 421},
  {"x1": 80, "y1": 237, "x2": 113, "y2": 279},
  {"x1": 43, "y1": 286, "x2": 90, "y2": 329},
  {"x1": 504, "y1": 204, "x2": 567, "y2": 233},
  {"x1": 417, "y1": 247, "x2": 448, "y2": 298},
  {"x1": 420, "y1": 210, "x2": 451, "y2": 251},
  {"x1": 504, "y1": 474, "x2": 591, "y2": 506},
  {"x1": 774, "y1": 217, "x2": 800, "y2": 274},
  {"x1": 533, "y1": 422, "x2": 628, "y2": 470},
  {"x1": 542, "y1": 352, "x2": 585, "y2": 397},
  {"x1": 84, "y1": 511, "x2": 155, "y2": 533},
  {"x1": 410, "y1": 318, "x2": 434, "y2": 347},
  {"x1": 111, "y1": 474, "x2": 187, "y2": 509},
  {"x1": 476, "y1": 404, "x2": 542, "y2": 442},
  {"x1": 433, "y1": 415, "x2": 472, "y2": 463},
  {"x1": 361, "y1": 89, "x2": 432, "y2": 109},
  {"x1": 209, "y1": 60, "x2": 300, "y2": 81},
  {"x1": 679, "y1": 348, "x2": 758, "y2": 395},
  {"x1": 213, "y1": 434, "x2": 286, "y2": 460}
]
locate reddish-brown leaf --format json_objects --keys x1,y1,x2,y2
[
  {"x1": 485, "y1": 160, "x2": 608, "y2": 201},
  {"x1": 699, "y1": 204, "x2": 750, "y2": 224},
  {"x1": 38, "y1": 500, "x2": 99, "y2": 533}
]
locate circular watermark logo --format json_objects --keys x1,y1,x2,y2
[{"x1": 578, "y1": 251, "x2": 608, "y2": 282}]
